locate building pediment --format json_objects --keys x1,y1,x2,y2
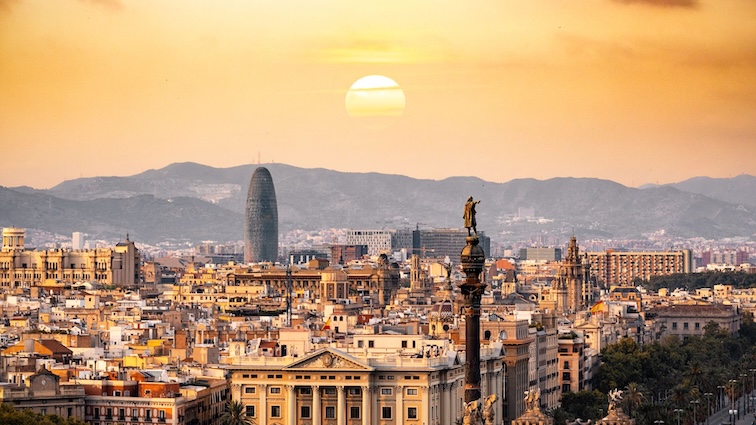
[{"x1": 284, "y1": 348, "x2": 373, "y2": 371}]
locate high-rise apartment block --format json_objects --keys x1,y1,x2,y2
[
  {"x1": 345, "y1": 230, "x2": 394, "y2": 256},
  {"x1": 71, "y1": 232, "x2": 84, "y2": 250},
  {"x1": 413, "y1": 228, "x2": 490, "y2": 259},
  {"x1": 519, "y1": 247, "x2": 562, "y2": 262},
  {"x1": 585, "y1": 249, "x2": 692, "y2": 285}
]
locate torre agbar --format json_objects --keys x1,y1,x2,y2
[{"x1": 244, "y1": 167, "x2": 279, "y2": 263}]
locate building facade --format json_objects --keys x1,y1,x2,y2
[
  {"x1": 0, "y1": 228, "x2": 140, "y2": 288},
  {"x1": 585, "y1": 249, "x2": 693, "y2": 285},
  {"x1": 244, "y1": 167, "x2": 279, "y2": 263}
]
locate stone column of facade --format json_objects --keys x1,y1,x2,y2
[
  {"x1": 396, "y1": 385, "x2": 404, "y2": 424},
  {"x1": 361, "y1": 386, "x2": 371, "y2": 425},
  {"x1": 257, "y1": 384, "x2": 267, "y2": 425},
  {"x1": 312, "y1": 385, "x2": 321, "y2": 425},
  {"x1": 337, "y1": 385, "x2": 346, "y2": 425},
  {"x1": 232, "y1": 384, "x2": 242, "y2": 403},
  {"x1": 422, "y1": 386, "x2": 430, "y2": 425},
  {"x1": 443, "y1": 383, "x2": 452, "y2": 422},
  {"x1": 287, "y1": 385, "x2": 296, "y2": 424},
  {"x1": 372, "y1": 386, "x2": 379, "y2": 424},
  {"x1": 460, "y1": 234, "x2": 486, "y2": 422}
]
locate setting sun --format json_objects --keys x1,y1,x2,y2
[{"x1": 345, "y1": 75, "x2": 406, "y2": 129}]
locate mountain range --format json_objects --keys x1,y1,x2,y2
[{"x1": 2, "y1": 163, "x2": 754, "y2": 245}]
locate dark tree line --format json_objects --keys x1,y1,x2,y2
[
  {"x1": 637, "y1": 271, "x2": 756, "y2": 292},
  {"x1": 557, "y1": 313, "x2": 756, "y2": 425},
  {"x1": 0, "y1": 404, "x2": 85, "y2": 425}
]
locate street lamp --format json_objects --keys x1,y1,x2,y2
[
  {"x1": 690, "y1": 399, "x2": 700, "y2": 425},
  {"x1": 718, "y1": 385, "x2": 726, "y2": 411},
  {"x1": 703, "y1": 393, "x2": 713, "y2": 425},
  {"x1": 728, "y1": 379, "x2": 737, "y2": 424},
  {"x1": 674, "y1": 408, "x2": 684, "y2": 425},
  {"x1": 750, "y1": 368, "x2": 756, "y2": 413},
  {"x1": 741, "y1": 373, "x2": 748, "y2": 418}
]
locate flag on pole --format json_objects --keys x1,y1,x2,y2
[
  {"x1": 590, "y1": 300, "x2": 604, "y2": 314},
  {"x1": 321, "y1": 317, "x2": 331, "y2": 331}
]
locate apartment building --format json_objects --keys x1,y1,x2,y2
[{"x1": 585, "y1": 249, "x2": 692, "y2": 285}]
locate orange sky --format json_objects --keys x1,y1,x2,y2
[{"x1": 1, "y1": 0, "x2": 754, "y2": 189}]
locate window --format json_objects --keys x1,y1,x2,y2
[
  {"x1": 246, "y1": 406, "x2": 255, "y2": 417},
  {"x1": 245, "y1": 387, "x2": 256, "y2": 394},
  {"x1": 407, "y1": 388, "x2": 418, "y2": 396},
  {"x1": 146, "y1": 410, "x2": 152, "y2": 419},
  {"x1": 563, "y1": 361, "x2": 570, "y2": 370},
  {"x1": 402, "y1": 340, "x2": 408, "y2": 348},
  {"x1": 299, "y1": 387, "x2": 312, "y2": 395},
  {"x1": 324, "y1": 388, "x2": 336, "y2": 395},
  {"x1": 368, "y1": 340, "x2": 375, "y2": 348},
  {"x1": 348, "y1": 388, "x2": 361, "y2": 395},
  {"x1": 382, "y1": 406, "x2": 392, "y2": 419},
  {"x1": 350, "y1": 406, "x2": 360, "y2": 419},
  {"x1": 408, "y1": 407, "x2": 418, "y2": 419},
  {"x1": 131, "y1": 409, "x2": 138, "y2": 419},
  {"x1": 271, "y1": 406, "x2": 281, "y2": 418},
  {"x1": 300, "y1": 406, "x2": 311, "y2": 419},
  {"x1": 358, "y1": 340, "x2": 364, "y2": 348},
  {"x1": 381, "y1": 387, "x2": 393, "y2": 396},
  {"x1": 672, "y1": 322, "x2": 678, "y2": 330},
  {"x1": 158, "y1": 410, "x2": 165, "y2": 419},
  {"x1": 270, "y1": 387, "x2": 281, "y2": 394},
  {"x1": 325, "y1": 406, "x2": 336, "y2": 419}
]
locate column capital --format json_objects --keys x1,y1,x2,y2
[
  {"x1": 361, "y1": 385, "x2": 371, "y2": 393},
  {"x1": 337, "y1": 385, "x2": 346, "y2": 393},
  {"x1": 285, "y1": 384, "x2": 296, "y2": 392}
]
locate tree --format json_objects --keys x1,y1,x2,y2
[
  {"x1": 624, "y1": 383, "x2": 645, "y2": 418},
  {"x1": 0, "y1": 403, "x2": 86, "y2": 425},
  {"x1": 220, "y1": 400, "x2": 253, "y2": 425}
]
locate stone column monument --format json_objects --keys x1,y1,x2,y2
[{"x1": 460, "y1": 196, "x2": 490, "y2": 425}]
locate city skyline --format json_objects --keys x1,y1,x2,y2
[{"x1": 2, "y1": 1, "x2": 755, "y2": 189}]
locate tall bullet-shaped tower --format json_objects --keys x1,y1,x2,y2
[{"x1": 244, "y1": 167, "x2": 278, "y2": 263}]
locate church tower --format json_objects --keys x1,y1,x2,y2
[{"x1": 557, "y1": 236, "x2": 590, "y2": 313}]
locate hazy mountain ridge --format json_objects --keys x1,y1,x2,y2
[
  {"x1": 639, "y1": 174, "x2": 756, "y2": 207},
  {"x1": 2, "y1": 163, "x2": 754, "y2": 244}
]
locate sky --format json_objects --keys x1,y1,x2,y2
[{"x1": 1, "y1": 0, "x2": 755, "y2": 189}]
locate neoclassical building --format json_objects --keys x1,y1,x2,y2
[
  {"x1": 226, "y1": 338, "x2": 506, "y2": 425},
  {"x1": 0, "y1": 228, "x2": 140, "y2": 289}
]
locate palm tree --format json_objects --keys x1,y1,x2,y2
[
  {"x1": 221, "y1": 400, "x2": 253, "y2": 425},
  {"x1": 624, "y1": 383, "x2": 645, "y2": 417}
]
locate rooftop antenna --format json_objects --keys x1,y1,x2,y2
[{"x1": 285, "y1": 254, "x2": 293, "y2": 328}]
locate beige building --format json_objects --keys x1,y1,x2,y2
[
  {"x1": 0, "y1": 366, "x2": 86, "y2": 420},
  {"x1": 585, "y1": 249, "x2": 692, "y2": 285},
  {"x1": 226, "y1": 338, "x2": 506, "y2": 425},
  {"x1": 648, "y1": 303, "x2": 741, "y2": 340},
  {"x1": 0, "y1": 228, "x2": 140, "y2": 288}
]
